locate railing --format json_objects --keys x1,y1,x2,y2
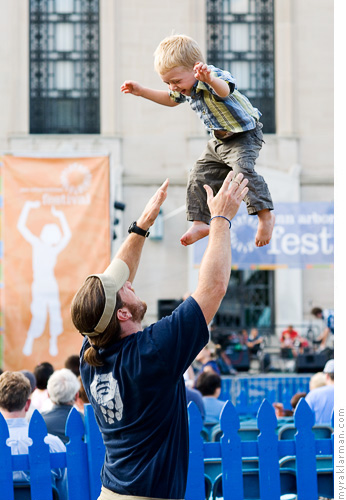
[
  {"x1": 186, "y1": 399, "x2": 334, "y2": 500},
  {"x1": 0, "y1": 399, "x2": 333, "y2": 500},
  {"x1": 220, "y1": 375, "x2": 311, "y2": 414}
]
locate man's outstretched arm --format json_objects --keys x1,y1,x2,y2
[
  {"x1": 110, "y1": 179, "x2": 169, "y2": 283},
  {"x1": 192, "y1": 172, "x2": 248, "y2": 325}
]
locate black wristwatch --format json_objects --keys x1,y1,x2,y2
[{"x1": 128, "y1": 221, "x2": 150, "y2": 238}]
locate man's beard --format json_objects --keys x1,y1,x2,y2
[{"x1": 124, "y1": 300, "x2": 147, "y2": 323}]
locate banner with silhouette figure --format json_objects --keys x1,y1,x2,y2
[{"x1": 3, "y1": 156, "x2": 110, "y2": 371}]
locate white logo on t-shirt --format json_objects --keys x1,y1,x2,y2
[{"x1": 90, "y1": 372, "x2": 123, "y2": 423}]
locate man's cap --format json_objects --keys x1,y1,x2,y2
[
  {"x1": 20, "y1": 370, "x2": 36, "y2": 393},
  {"x1": 323, "y1": 359, "x2": 334, "y2": 374},
  {"x1": 82, "y1": 258, "x2": 130, "y2": 337}
]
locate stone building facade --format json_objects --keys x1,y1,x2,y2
[{"x1": 0, "y1": 0, "x2": 333, "y2": 337}]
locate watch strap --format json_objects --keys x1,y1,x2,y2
[{"x1": 128, "y1": 221, "x2": 150, "y2": 238}]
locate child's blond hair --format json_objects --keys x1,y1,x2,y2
[{"x1": 154, "y1": 35, "x2": 205, "y2": 75}]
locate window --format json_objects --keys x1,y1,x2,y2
[
  {"x1": 207, "y1": 0, "x2": 275, "y2": 132},
  {"x1": 214, "y1": 270, "x2": 275, "y2": 334},
  {"x1": 30, "y1": 0, "x2": 100, "y2": 134}
]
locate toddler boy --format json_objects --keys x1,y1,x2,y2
[{"x1": 121, "y1": 34, "x2": 274, "y2": 246}]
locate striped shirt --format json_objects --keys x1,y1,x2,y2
[{"x1": 169, "y1": 65, "x2": 261, "y2": 134}]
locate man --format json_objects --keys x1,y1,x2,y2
[
  {"x1": 311, "y1": 307, "x2": 334, "y2": 351},
  {"x1": 71, "y1": 172, "x2": 248, "y2": 500},
  {"x1": 0, "y1": 371, "x2": 67, "y2": 499},
  {"x1": 195, "y1": 372, "x2": 226, "y2": 424},
  {"x1": 31, "y1": 361, "x2": 54, "y2": 412},
  {"x1": 280, "y1": 325, "x2": 309, "y2": 356},
  {"x1": 64, "y1": 354, "x2": 80, "y2": 377},
  {"x1": 185, "y1": 386, "x2": 205, "y2": 421},
  {"x1": 20, "y1": 369, "x2": 36, "y2": 421},
  {"x1": 305, "y1": 359, "x2": 334, "y2": 425},
  {"x1": 42, "y1": 368, "x2": 82, "y2": 444},
  {"x1": 246, "y1": 328, "x2": 264, "y2": 356}
]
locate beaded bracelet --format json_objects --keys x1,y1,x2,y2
[{"x1": 210, "y1": 215, "x2": 232, "y2": 228}]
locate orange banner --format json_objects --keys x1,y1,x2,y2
[{"x1": 3, "y1": 156, "x2": 110, "y2": 371}]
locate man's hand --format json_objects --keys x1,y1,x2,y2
[
  {"x1": 136, "y1": 179, "x2": 169, "y2": 230},
  {"x1": 120, "y1": 80, "x2": 144, "y2": 97},
  {"x1": 205, "y1": 171, "x2": 248, "y2": 221}
]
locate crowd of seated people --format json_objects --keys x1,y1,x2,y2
[
  {"x1": 0, "y1": 338, "x2": 334, "y2": 494},
  {"x1": 0, "y1": 353, "x2": 91, "y2": 498},
  {"x1": 0, "y1": 370, "x2": 68, "y2": 499}
]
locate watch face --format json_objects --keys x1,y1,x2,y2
[{"x1": 128, "y1": 222, "x2": 136, "y2": 233}]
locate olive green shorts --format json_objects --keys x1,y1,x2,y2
[{"x1": 186, "y1": 122, "x2": 274, "y2": 223}]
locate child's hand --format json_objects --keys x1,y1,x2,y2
[
  {"x1": 194, "y1": 62, "x2": 213, "y2": 84},
  {"x1": 120, "y1": 80, "x2": 144, "y2": 97}
]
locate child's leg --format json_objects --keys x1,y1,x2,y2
[
  {"x1": 218, "y1": 123, "x2": 275, "y2": 246},
  {"x1": 181, "y1": 140, "x2": 230, "y2": 246}
]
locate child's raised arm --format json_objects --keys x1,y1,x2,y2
[
  {"x1": 121, "y1": 80, "x2": 179, "y2": 107},
  {"x1": 194, "y1": 63, "x2": 230, "y2": 98}
]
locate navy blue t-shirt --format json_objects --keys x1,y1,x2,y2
[{"x1": 80, "y1": 296, "x2": 209, "y2": 499}]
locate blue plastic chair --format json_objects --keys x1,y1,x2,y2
[
  {"x1": 211, "y1": 425, "x2": 260, "y2": 442},
  {"x1": 212, "y1": 469, "x2": 297, "y2": 500},
  {"x1": 278, "y1": 424, "x2": 334, "y2": 440},
  {"x1": 13, "y1": 481, "x2": 60, "y2": 500}
]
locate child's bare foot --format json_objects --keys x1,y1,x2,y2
[
  {"x1": 180, "y1": 221, "x2": 210, "y2": 246},
  {"x1": 255, "y1": 210, "x2": 275, "y2": 247}
]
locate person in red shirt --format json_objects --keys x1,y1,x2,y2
[{"x1": 280, "y1": 325, "x2": 309, "y2": 356}]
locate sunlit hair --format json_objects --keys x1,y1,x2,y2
[
  {"x1": 309, "y1": 371, "x2": 327, "y2": 391},
  {"x1": 154, "y1": 34, "x2": 205, "y2": 75},
  {"x1": 71, "y1": 277, "x2": 124, "y2": 367},
  {"x1": 47, "y1": 368, "x2": 80, "y2": 405},
  {"x1": 0, "y1": 371, "x2": 31, "y2": 412}
]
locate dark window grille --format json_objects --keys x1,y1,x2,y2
[
  {"x1": 30, "y1": 0, "x2": 100, "y2": 134},
  {"x1": 214, "y1": 270, "x2": 275, "y2": 334},
  {"x1": 206, "y1": 0, "x2": 275, "y2": 133}
]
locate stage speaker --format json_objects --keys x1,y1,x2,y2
[
  {"x1": 224, "y1": 348, "x2": 250, "y2": 371},
  {"x1": 295, "y1": 352, "x2": 329, "y2": 373},
  {"x1": 157, "y1": 299, "x2": 183, "y2": 320}
]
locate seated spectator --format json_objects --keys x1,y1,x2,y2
[
  {"x1": 74, "y1": 375, "x2": 90, "y2": 414},
  {"x1": 280, "y1": 325, "x2": 309, "y2": 357},
  {"x1": 311, "y1": 307, "x2": 334, "y2": 351},
  {"x1": 64, "y1": 354, "x2": 80, "y2": 377},
  {"x1": 195, "y1": 372, "x2": 226, "y2": 424},
  {"x1": 42, "y1": 368, "x2": 83, "y2": 444},
  {"x1": 195, "y1": 344, "x2": 221, "y2": 375},
  {"x1": 246, "y1": 328, "x2": 264, "y2": 356},
  {"x1": 20, "y1": 370, "x2": 36, "y2": 421},
  {"x1": 183, "y1": 365, "x2": 196, "y2": 389},
  {"x1": 305, "y1": 359, "x2": 334, "y2": 424},
  {"x1": 0, "y1": 371, "x2": 67, "y2": 499},
  {"x1": 239, "y1": 329, "x2": 249, "y2": 346},
  {"x1": 273, "y1": 391, "x2": 306, "y2": 418},
  {"x1": 185, "y1": 386, "x2": 205, "y2": 421},
  {"x1": 290, "y1": 391, "x2": 307, "y2": 411},
  {"x1": 309, "y1": 371, "x2": 327, "y2": 391},
  {"x1": 31, "y1": 362, "x2": 54, "y2": 412}
]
